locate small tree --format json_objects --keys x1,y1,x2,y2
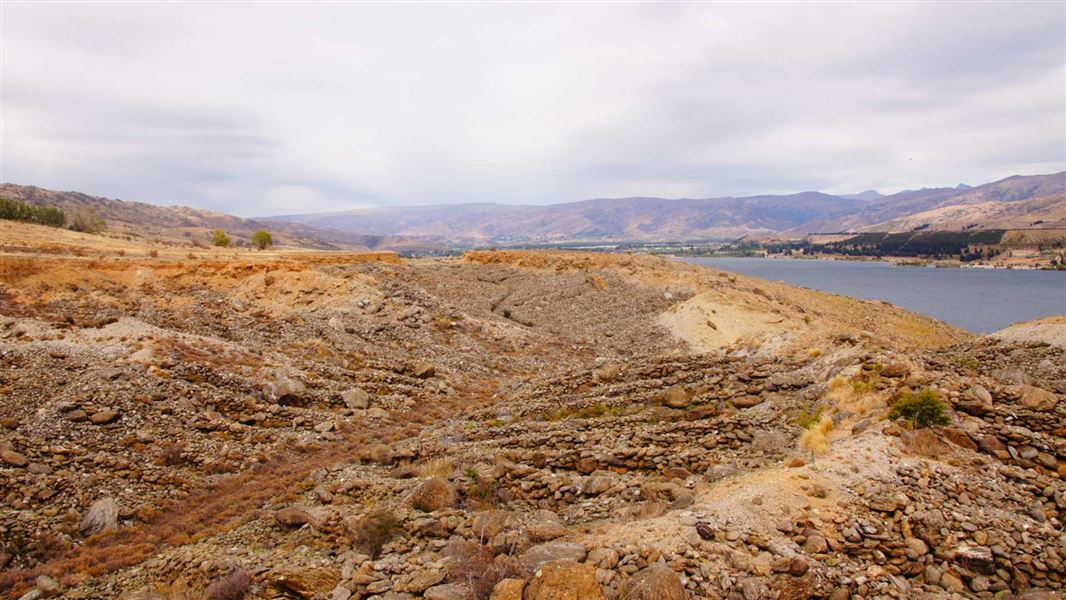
[
  {"x1": 68, "y1": 207, "x2": 106, "y2": 234},
  {"x1": 252, "y1": 230, "x2": 273, "y2": 250},
  {"x1": 211, "y1": 228, "x2": 232, "y2": 247},
  {"x1": 888, "y1": 388, "x2": 951, "y2": 429}
]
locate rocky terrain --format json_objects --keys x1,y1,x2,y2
[{"x1": 0, "y1": 226, "x2": 1062, "y2": 600}]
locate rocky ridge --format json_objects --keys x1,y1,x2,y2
[{"x1": 0, "y1": 246, "x2": 1061, "y2": 600}]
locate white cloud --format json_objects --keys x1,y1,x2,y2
[{"x1": 2, "y1": 2, "x2": 1063, "y2": 216}]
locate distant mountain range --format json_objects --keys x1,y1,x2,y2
[
  {"x1": 783, "y1": 172, "x2": 1066, "y2": 235},
  {"x1": 265, "y1": 192, "x2": 864, "y2": 243},
  {"x1": 3, "y1": 172, "x2": 1063, "y2": 250},
  {"x1": 265, "y1": 172, "x2": 1065, "y2": 244}
]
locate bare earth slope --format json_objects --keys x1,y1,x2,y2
[{"x1": 0, "y1": 226, "x2": 1062, "y2": 600}]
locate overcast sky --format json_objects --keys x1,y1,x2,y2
[{"x1": 3, "y1": 2, "x2": 1064, "y2": 216}]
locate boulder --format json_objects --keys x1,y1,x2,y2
[
  {"x1": 366, "y1": 443, "x2": 394, "y2": 465},
  {"x1": 263, "y1": 373, "x2": 305, "y2": 403},
  {"x1": 473, "y1": 510, "x2": 523, "y2": 539},
  {"x1": 425, "y1": 583, "x2": 473, "y2": 600},
  {"x1": 414, "y1": 363, "x2": 436, "y2": 379},
  {"x1": 522, "y1": 561, "x2": 604, "y2": 600},
  {"x1": 880, "y1": 361, "x2": 910, "y2": 378},
  {"x1": 582, "y1": 473, "x2": 614, "y2": 496},
  {"x1": 954, "y1": 545, "x2": 995, "y2": 575},
  {"x1": 395, "y1": 570, "x2": 446, "y2": 594},
  {"x1": 409, "y1": 477, "x2": 458, "y2": 512},
  {"x1": 941, "y1": 428, "x2": 977, "y2": 451},
  {"x1": 706, "y1": 463, "x2": 739, "y2": 482},
  {"x1": 1016, "y1": 385, "x2": 1057, "y2": 411},
  {"x1": 733, "y1": 395, "x2": 764, "y2": 409},
  {"x1": 519, "y1": 542, "x2": 586, "y2": 572},
  {"x1": 586, "y1": 547, "x2": 620, "y2": 569},
  {"x1": 490, "y1": 579, "x2": 526, "y2": 600},
  {"x1": 622, "y1": 564, "x2": 687, "y2": 600},
  {"x1": 341, "y1": 388, "x2": 369, "y2": 409},
  {"x1": 268, "y1": 567, "x2": 340, "y2": 600},
  {"x1": 90, "y1": 410, "x2": 120, "y2": 425},
  {"x1": 752, "y1": 431, "x2": 790, "y2": 453},
  {"x1": 275, "y1": 506, "x2": 314, "y2": 528},
  {"x1": 594, "y1": 363, "x2": 621, "y2": 382},
  {"x1": 660, "y1": 385, "x2": 691, "y2": 409},
  {"x1": 34, "y1": 576, "x2": 60, "y2": 598},
  {"x1": 527, "y1": 510, "x2": 567, "y2": 542},
  {"x1": 967, "y1": 385, "x2": 993, "y2": 405},
  {"x1": 1, "y1": 450, "x2": 28, "y2": 468},
  {"x1": 803, "y1": 534, "x2": 828, "y2": 554},
  {"x1": 80, "y1": 497, "x2": 119, "y2": 537}
]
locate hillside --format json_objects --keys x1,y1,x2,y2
[
  {"x1": 0, "y1": 184, "x2": 439, "y2": 253},
  {"x1": 1, "y1": 234, "x2": 1063, "y2": 600},
  {"x1": 6, "y1": 173, "x2": 1063, "y2": 252},
  {"x1": 266, "y1": 173, "x2": 1066, "y2": 246},
  {"x1": 862, "y1": 194, "x2": 1066, "y2": 233},
  {"x1": 786, "y1": 172, "x2": 1066, "y2": 235},
  {"x1": 266, "y1": 192, "x2": 863, "y2": 244}
]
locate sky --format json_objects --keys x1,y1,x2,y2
[{"x1": 2, "y1": 2, "x2": 1065, "y2": 217}]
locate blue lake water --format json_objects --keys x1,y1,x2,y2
[{"x1": 679, "y1": 257, "x2": 1065, "y2": 334}]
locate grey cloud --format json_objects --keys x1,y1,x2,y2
[{"x1": 3, "y1": 3, "x2": 1063, "y2": 216}]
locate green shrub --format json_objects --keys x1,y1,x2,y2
[
  {"x1": 794, "y1": 405, "x2": 824, "y2": 430},
  {"x1": 851, "y1": 372, "x2": 881, "y2": 395},
  {"x1": 888, "y1": 388, "x2": 951, "y2": 429},
  {"x1": 252, "y1": 230, "x2": 273, "y2": 250},
  {"x1": 211, "y1": 228, "x2": 232, "y2": 247}
]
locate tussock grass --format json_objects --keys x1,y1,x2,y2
[
  {"x1": 417, "y1": 457, "x2": 455, "y2": 478},
  {"x1": 799, "y1": 415, "x2": 834, "y2": 456}
]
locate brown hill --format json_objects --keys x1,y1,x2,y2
[
  {"x1": 786, "y1": 172, "x2": 1066, "y2": 234},
  {"x1": 0, "y1": 184, "x2": 440, "y2": 252}
]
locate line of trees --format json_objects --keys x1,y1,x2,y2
[{"x1": 0, "y1": 198, "x2": 66, "y2": 227}]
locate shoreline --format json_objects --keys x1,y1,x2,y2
[{"x1": 676, "y1": 253, "x2": 1064, "y2": 271}]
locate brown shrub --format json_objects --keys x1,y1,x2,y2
[
  {"x1": 159, "y1": 443, "x2": 187, "y2": 466},
  {"x1": 351, "y1": 510, "x2": 400, "y2": 559},
  {"x1": 204, "y1": 568, "x2": 251, "y2": 600},
  {"x1": 445, "y1": 540, "x2": 525, "y2": 600}
]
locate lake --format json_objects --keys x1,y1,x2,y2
[{"x1": 679, "y1": 257, "x2": 1065, "y2": 333}]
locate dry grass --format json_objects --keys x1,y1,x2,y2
[
  {"x1": 799, "y1": 415, "x2": 833, "y2": 456},
  {"x1": 147, "y1": 580, "x2": 202, "y2": 600},
  {"x1": 417, "y1": 457, "x2": 456, "y2": 478}
]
